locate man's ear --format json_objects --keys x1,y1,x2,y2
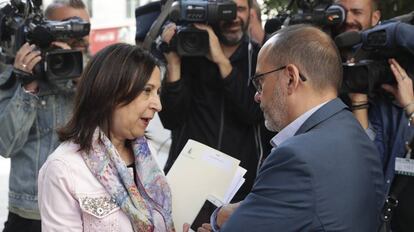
[
  {"x1": 371, "y1": 10, "x2": 381, "y2": 27},
  {"x1": 286, "y1": 65, "x2": 300, "y2": 95}
]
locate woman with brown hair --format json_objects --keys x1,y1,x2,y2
[{"x1": 38, "y1": 43, "x2": 175, "y2": 231}]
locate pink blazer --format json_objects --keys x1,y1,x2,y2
[{"x1": 38, "y1": 142, "x2": 167, "y2": 232}]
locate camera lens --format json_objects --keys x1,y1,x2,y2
[
  {"x1": 48, "y1": 53, "x2": 76, "y2": 77},
  {"x1": 181, "y1": 33, "x2": 202, "y2": 52},
  {"x1": 45, "y1": 50, "x2": 83, "y2": 81},
  {"x1": 176, "y1": 28, "x2": 209, "y2": 56}
]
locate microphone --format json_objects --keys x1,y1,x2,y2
[{"x1": 334, "y1": 31, "x2": 362, "y2": 48}]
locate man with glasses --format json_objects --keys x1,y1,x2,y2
[{"x1": 203, "y1": 24, "x2": 384, "y2": 232}]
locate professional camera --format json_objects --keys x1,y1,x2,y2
[
  {"x1": 334, "y1": 16, "x2": 414, "y2": 95},
  {"x1": 0, "y1": 0, "x2": 90, "y2": 83},
  {"x1": 264, "y1": 0, "x2": 346, "y2": 36},
  {"x1": 166, "y1": 0, "x2": 237, "y2": 56}
]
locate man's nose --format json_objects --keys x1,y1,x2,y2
[
  {"x1": 346, "y1": 12, "x2": 355, "y2": 24},
  {"x1": 254, "y1": 92, "x2": 261, "y2": 103}
]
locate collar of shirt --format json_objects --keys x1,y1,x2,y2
[{"x1": 270, "y1": 101, "x2": 329, "y2": 148}]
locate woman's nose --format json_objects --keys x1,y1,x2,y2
[{"x1": 152, "y1": 95, "x2": 162, "y2": 112}]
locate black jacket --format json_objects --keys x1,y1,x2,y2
[{"x1": 159, "y1": 37, "x2": 273, "y2": 201}]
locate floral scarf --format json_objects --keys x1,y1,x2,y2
[{"x1": 81, "y1": 128, "x2": 175, "y2": 232}]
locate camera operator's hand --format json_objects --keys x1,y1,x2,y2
[
  {"x1": 14, "y1": 43, "x2": 42, "y2": 93},
  {"x1": 14, "y1": 43, "x2": 41, "y2": 74},
  {"x1": 194, "y1": 23, "x2": 232, "y2": 78},
  {"x1": 50, "y1": 41, "x2": 71, "y2": 50},
  {"x1": 348, "y1": 93, "x2": 369, "y2": 129},
  {"x1": 345, "y1": 56, "x2": 369, "y2": 129},
  {"x1": 382, "y1": 59, "x2": 414, "y2": 113},
  {"x1": 14, "y1": 41, "x2": 74, "y2": 93},
  {"x1": 161, "y1": 23, "x2": 181, "y2": 83}
]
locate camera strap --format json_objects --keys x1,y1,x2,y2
[
  {"x1": 143, "y1": 0, "x2": 175, "y2": 51},
  {"x1": 13, "y1": 68, "x2": 36, "y2": 85}
]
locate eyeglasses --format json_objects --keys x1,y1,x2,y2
[{"x1": 251, "y1": 65, "x2": 307, "y2": 93}]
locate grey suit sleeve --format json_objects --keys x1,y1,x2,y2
[{"x1": 220, "y1": 146, "x2": 315, "y2": 232}]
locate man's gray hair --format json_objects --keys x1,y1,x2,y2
[
  {"x1": 266, "y1": 24, "x2": 343, "y2": 92},
  {"x1": 44, "y1": 0, "x2": 86, "y2": 18}
]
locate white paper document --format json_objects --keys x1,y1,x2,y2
[{"x1": 166, "y1": 139, "x2": 246, "y2": 230}]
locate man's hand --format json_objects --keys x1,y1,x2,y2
[
  {"x1": 182, "y1": 202, "x2": 240, "y2": 232},
  {"x1": 51, "y1": 41, "x2": 71, "y2": 50},
  {"x1": 14, "y1": 43, "x2": 42, "y2": 75},
  {"x1": 382, "y1": 58, "x2": 414, "y2": 111},
  {"x1": 193, "y1": 24, "x2": 226, "y2": 64},
  {"x1": 14, "y1": 43, "x2": 42, "y2": 92},
  {"x1": 162, "y1": 23, "x2": 181, "y2": 64},
  {"x1": 161, "y1": 23, "x2": 181, "y2": 83},
  {"x1": 14, "y1": 41, "x2": 73, "y2": 92},
  {"x1": 217, "y1": 202, "x2": 240, "y2": 228},
  {"x1": 194, "y1": 23, "x2": 232, "y2": 78},
  {"x1": 348, "y1": 92, "x2": 369, "y2": 129},
  {"x1": 198, "y1": 223, "x2": 213, "y2": 232}
]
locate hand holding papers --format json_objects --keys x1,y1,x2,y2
[{"x1": 166, "y1": 140, "x2": 246, "y2": 230}]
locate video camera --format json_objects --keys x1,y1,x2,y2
[
  {"x1": 264, "y1": 0, "x2": 346, "y2": 36},
  {"x1": 334, "y1": 13, "x2": 414, "y2": 95},
  {"x1": 162, "y1": 0, "x2": 237, "y2": 56},
  {"x1": 0, "y1": 0, "x2": 90, "y2": 83}
]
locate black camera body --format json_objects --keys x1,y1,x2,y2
[
  {"x1": 0, "y1": 0, "x2": 90, "y2": 82},
  {"x1": 170, "y1": 24, "x2": 210, "y2": 56},
  {"x1": 335, "y1": 17, "x2": 414, "y2": 95},
  {"x1": 264, "y1": 0, "x2": 346, "y2": 35},
  {"x1": 167, "y1": 0, "x2": 237, "y2": 56}
]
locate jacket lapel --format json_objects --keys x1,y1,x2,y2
[{"x1": 295, "y1": 98, "x2": 349, "y2": 136}]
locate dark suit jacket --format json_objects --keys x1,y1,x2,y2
[{"x1": 221, "y1": 98, "x2": 385, "y2": 232}]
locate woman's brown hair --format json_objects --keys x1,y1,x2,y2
[{"x1": 58, "y1": 43, "x2": 161, "y2": 152}]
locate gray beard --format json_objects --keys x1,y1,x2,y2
[
  {"x1": 214, "y1": 20, "x2": 249, "y2": 46},
  {"x1": 218, "y1": 32, "x2": 245, "y2": 46}
]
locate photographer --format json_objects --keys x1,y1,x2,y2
[
  {"x1": 0, "y1": 0, "x2": 90, "y2": 231},
  {"x1": 336, "y1": 0, "x2": 414, "y2": 231},
  {"x1": 159, "y1": 0, "x2": 272, "y2": 202},
  {"x1": 336, "y1": 0, "x2": 414, "y2": 193}
]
